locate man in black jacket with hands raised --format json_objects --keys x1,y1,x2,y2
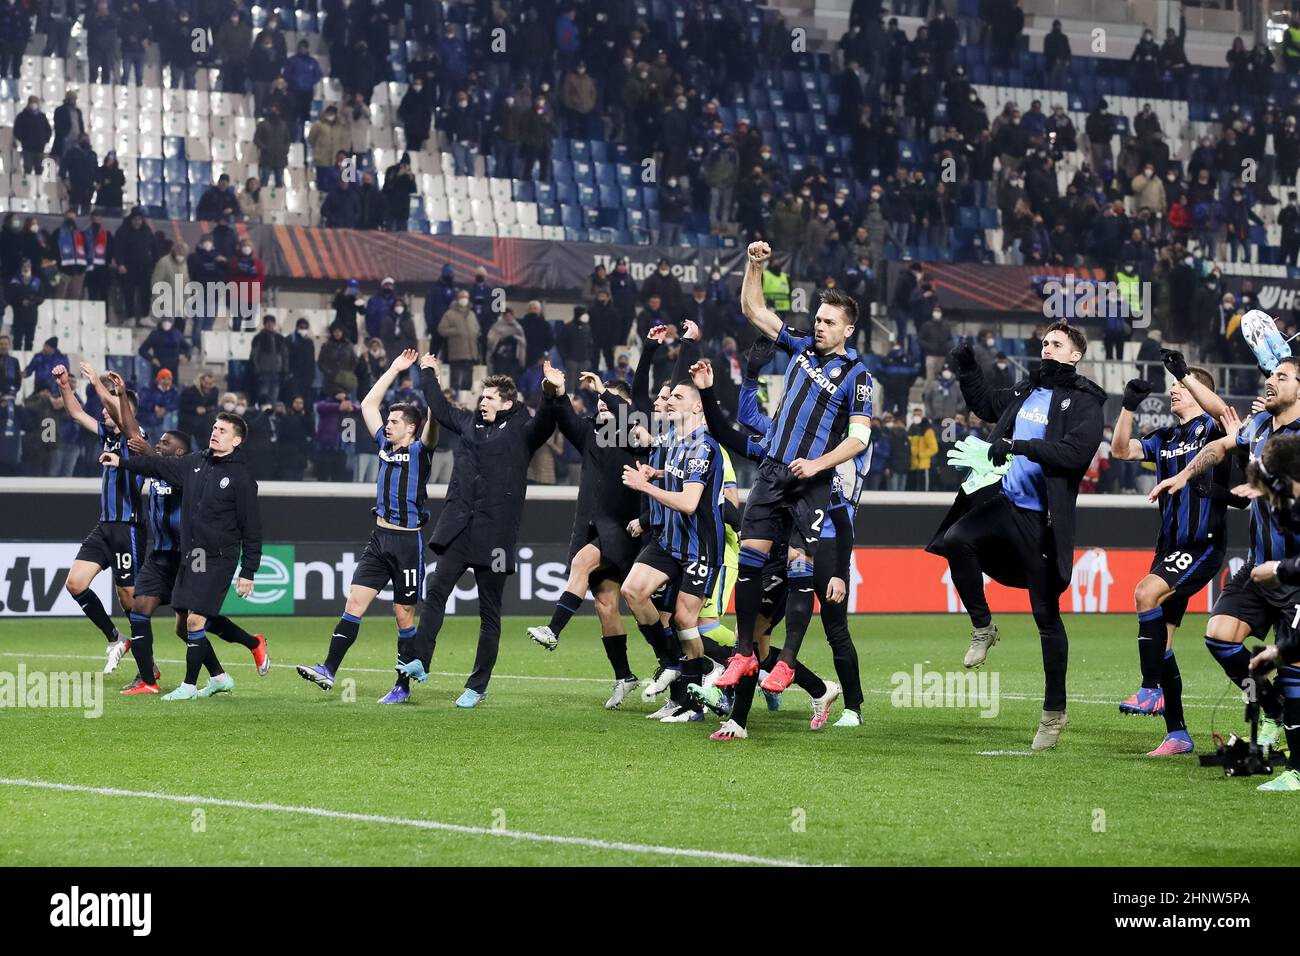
[{"x1": 927, "y1": 321, "x2": 1105, "y2": 750}]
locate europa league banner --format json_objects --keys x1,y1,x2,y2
[
  {"x1": 32, "y1": 213, "x2": 763, "y2": 296},
  {"x1": 883, "y1": 261, "x2": 1107, "y2": 314}
]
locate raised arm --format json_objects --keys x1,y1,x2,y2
[
  {"x1": 1162, "y1": 348, "x2": 1228, "y2": 421},
  {"x1": 951, "y1": 343, "x2": 1012, "y2": 424},
  {"x1": 53, "y1": 365, "x2": 101, "y2": 434},
  {"x1": 692, "y1": 359, "x2": 764, "y2": 463},
  {"x1": 523, "y1": 360, "x2": 563, "y2": 453},
  {"x1": 109, "y1": 447, "x2": 190, "y2": 485},
  {"x1": 418, "y1": 354, "x2": 475, "y2": 435},
  {"x1": 363, "y1": 349, "x2": 417, "y2": 438},
  {"x1": 740, "y1": 241, "x2": 783, "y2": 340},
  {"x1": 1110, "y1": 380, "x2": 1152, "y2": 461},
  {"x1": 1009, "y1": 393, "x2": 1103, "y2": 472},
  {"x1": 631, "y1": 336, "x2": 659, "y2": 411}
]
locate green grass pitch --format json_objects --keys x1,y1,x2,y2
[{"x1": 0, "y1": 613, "x2": 1290, "y2": 867}]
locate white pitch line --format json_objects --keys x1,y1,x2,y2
[
  {"x1": 0, "y1": 650, "x2": 1232, "y2": 707},
  {"x1": 0, "y1": 777, "x2": 819, "y2": 868}
]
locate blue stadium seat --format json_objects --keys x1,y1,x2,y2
[
  {"x1": 551, "y1": 139, "x2": 570, "y2": 162},
  {"x1": 626, "y1": 208, "x2": 646, "y2": 231},
  {"x1": 564, "y1": 227, "x2": 588, "y2": 242},
  {"x1": 616, "y1": 164, "x2": 636, "y2": 186},
  {"x1": 594, "y1": 161, "x2": 617, "y2": 188},
  {"x1": 138, "y1": 182, "x2": 163, "y2": 206},
  {"x1": 589, "y1": 140, "x2": 610, "y2": 163},
  {"x1": 641, "y1": 186, "x2": 657, "y2": 209},
  {"x1": 614, "y1": 229, "x2": 634, "y2": 244},
  {"x1": 959, "y1": 207, "x2": 979, "y2": 230},
  {"x1": 137, "y1": 158, "x2": 163, "y2": 182},
  {"x1": 560, "y1": 204, "x2": 583, "y2": 228},
  {"x1": 187, "y1": 160, "x2": 212, "y2": 184},
  {"x1": 534, "y1": 181, "x2": 555, "y2": 205},
  {"x1": 551, "y1": 159, "x2": 573, "y2": 183},
  {"x1": 621, "y1": 186, "x2": 641, "y2": 209},
  {"x1": 163, "y1": 157, "x2": 187, "y2": 183},
  {"x1": 511, "y1": 179, "x2": 535, "y2": 202},
  {"x1": 538, "y1": 205, "x2": 560, "y2": 226},
  {"x1": 577, "y1": 183, "x2": 597, "y2": 206},
  {"x1": 162, "y1": 136, "x2": 185, "y2": 159},
  {"x1": 581, "y1": 206, "x2": 600, "y2": 227},
  {"x1": 555, "y1": 181, "x2": 578, "y2": 205},
  {"x1": 571, "y1": 161, "x2": 595, "y2": 185},
  {"x1": 979, "y1": 208, "x2": 998, "y2": 229},
  {"x1": 597, "y1": 208, "x2": 625, "y2": 228},
  {"x1": 597, "y1": 184, "x2": 621, "y2": 208},
  {"x1": 164, "y1": 184, "x2": 189, "y2": 217},
  {"x1": 188, "y1": 184, "x2": 206, "y2": 208},
  {"x1": 569, "y1": 139, "x2": 590, "y2": 163}
]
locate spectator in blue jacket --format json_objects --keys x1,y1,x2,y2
[
  {"x1": 138, "y1": 316, "x2": 191, "y2": 378},
  {"x1": 363, "y1": 277, "x2": 398, "y2": 342},
  {"x1": 139, "y1": 367, "x2": 181, "y2": 432},
  {"x1": 424, "y1": 263, "x2": 458, "y2": 354},
  {"x1": 284, "y1": 40, "x2": 323, "y2": 134},
  {"x1": 23, "y1": 337, "x2": 69, "y2": 393},
  {"x1": 437, "y1": 23, "x2": 467, "y2": 106}
]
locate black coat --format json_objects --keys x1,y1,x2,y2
[
  {"x1": 122, "y1": 446, "x2": 263, "y2": 578},
  {"x1": 547, "y1": 389, "x2": 641, "y2": 560},
  {"x1": 420, "y1": 367, "x2": 556, "y2": 571},
  {"x1": 927, "y1": 361, "x2": 1105, "y2": 591}
]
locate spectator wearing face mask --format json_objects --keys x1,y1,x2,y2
[
  {"x1": 433, "y1": 287, "x2": 476, "y2": 391},
  {"x1": 907, "y1": 410, "x2": 938, "y2": 491},
  {"x1": 139, "y1": 368, "x2": 180, "y2": 433},
  {"x1": 138, "y1": 314, "x2": 190, "y2": 378},
  {"x1": 186, "y1": 237, "x2": 225, "y2": 348},
  {"x1": 227, "y1": 239, "x2": 265, "y2": 331},
  {"x1": 249, "y1": 314, "x2": 290, "y2": 404},
  {"x1": 917, "y1": 305, "x2": 954, "y2": 381},
  {"x1": 398, "y1": 79, "x2": 433, "y2": 152},
  {"x1": 557, "y1": 307, "x2": 593, "y2": 390},
  {"x1": 365, "y1": 277, "x2": 398, "y2": 342},
  {"x1": 658, "y1": 176, "x2": 690, "y2": 247},
  {"x1": 318, "y1": 324, "x2": 358, "y2": 395},
  {"x1": 354, "y1": 338, "x2": 387, "y2": 398},
  {"x1": 273, "y1": 395, "x2": 311, "y2": 480},
  {"x1": 382, "y1": 298, "x2": 417, "y2": 361},
  {"x1": 287, "y1": 319, "x2": 316, "y2": 400},
  {"x1": 150, "y1": 239, "x2": 188, "y2": 318},
  {"x1": 14, "y1": 97, "x2": 52, "y2": 175},
  {"x1": 924, "y1": 364, "x2": 966, "y2": 424},
  {"x1": 308, "y1": 106, "x2": 347, "y2": 188}
]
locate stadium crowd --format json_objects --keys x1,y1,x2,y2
[{"x1": 0, "y1": 0, "x2": 1296, "y2": 493}]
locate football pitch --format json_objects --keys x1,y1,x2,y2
[{"x1": 0, "y1": 613, "x2": 1288, "y2": 867}]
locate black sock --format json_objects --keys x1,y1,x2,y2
[
  {"x1": 548, "y1": 590, "x2": 583, "y2": 637},
  {"x1": 207, "y1": 614, "x2": 257, "y2": 649},
  {"x1": 1206, "y1": 637, "x2": 1283, "y2": 719},
  {"x1": 1161, "y1": 650, "x2": 1185, "y2": 733},
  {"x1": 601, "y1": 634, "x2": 633, "y2": 680},
  {"x1": 638, "y1": 621, "x2": 667, "y2": 664},
  {"x1": 731, "y1": 671, "x2": 759, "y2": 728},
  {"x1": 681, "y1": 657, "x2": 705, "y2": 710},
  {"x1": 1136, "y1": 609, "x2": 1164, "y2": 689},
  {"x1": 395, "y1": 632, "x2": 416, "y2": 691},
  {"x1": 127, "y1": 612, "x2": 156, "y2": 683},
  {"x1": 793, "y1": 660, "x2": 827, "y2": 699},
  {"x1": 71, "y1": 588, "x2": 117, "y2": 640},
  {"x1": 184, "y1": 630, "x2": 208, "y2": 685},
  {"x1": 1280, "y1": 665, "x2": 1300, "y2": 771},
  {"x1": 325, "y1": 613, "x2": 361, "y2": 674},
  {"x1": 777, "y1": 562, "x2": 816, "y2": 664},
  {"x1": 203, "y1": 641, "x2": 225, "y2": 677},
  {"x1": 735, "y1": 546, "x2": 767, "y2": 656}
]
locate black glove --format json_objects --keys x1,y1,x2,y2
[
  {"x1": 949, "y1": 342, "x2": 976, "y2": 372},
  {"x1": 989, "y1": 436, "x2": 1015, "y2": 467},
  {"x1": 1122, "y1": 378, "x2": 1154, "y2": 411},
  {"x1": 745, "y1": 336, "x2": 775, "y2": 379},
  {"x1": 1160, "y1": 348, "x2": 1188, "y2": 382}
]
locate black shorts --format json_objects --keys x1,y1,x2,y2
[
  {"x1": 1211, "y1": 563, "x2": 1300, "y2": 642},
  {"x1": 171, "y1": 549, "x2": 238, "y2": 619},
  {"x1": 1149, "y1": 544, "x2": 1225, "y2": 627},
  {"x1": 75, "y1": 521, "x2": 143, "y2": 587},
  {"x1": 740, "y1": 458, "x2": 834, "y2": 550},
  {"x1": 577, "y1": 517, "x2": 639, "y2": 588},
  {"x1": 635, "y1": 539, "x2": 719, "y2": 601},
  {"x1": 352, "y1": 527, "x2": 426, "y2": 605},
  {"x1": 135, "y1": 550, "x2": 182, "y2": 604}
]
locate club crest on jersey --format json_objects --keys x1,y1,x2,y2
[
  {"x1": 830, "y1": 366, "x2": 841, "y2": 378},
  {"x1": 219, "y1": 477, "x2": 230, "y2": 489},
  {"x1": 1060, "y1": 398, "x2": 1071, "y2": 410}
]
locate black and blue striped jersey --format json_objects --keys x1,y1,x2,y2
[
  {"x1": 765, "y1": 325, "x2": 873, "y2": 465},
  {"x1": 98, "y1": 424, "x2": 144, "y2": 524},
  {"x1": 145, "y1": 476, "x2": 182, "y2": 552},
  {"x1": 373, "y1": 428, "x2": 434, "y2": 529},
  {"x1": 646, "y1": 425, "x2": 674, "y2": 536},
  {"x1": 1140, "y1": 412, "x2": 1228, "y2": 552},
  {"x1": 1237, "y1": 411, "x2": 1300, "y2": 564},
  {"x1": 658, "y1": 425, "x2": 725, "y2": 567}
]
